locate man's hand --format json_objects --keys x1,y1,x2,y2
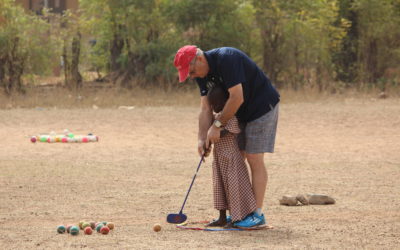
[{"x1": 206, "y1": 125, "x2": 221, "y2": 146}]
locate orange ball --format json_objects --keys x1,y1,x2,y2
[
  {"x1": 153, "y1": 224, "x2": 161, "y2": 232},
  {"x1": 106, "y1": 222, "x2": 115, "y2": 230}
]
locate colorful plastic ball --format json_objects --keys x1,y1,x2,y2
[
  {"x1": 106, "y1": 222, "x2": 115, "y2": 230},
  {"x1": 40, "y1": 136, "x2": 47, "y2": 142},
  {"x1": 70, "y1": 226, "x2": 79, "y2": 235},
  {"x1": 47, "y1": 137, "x2": 55, "y2": 143},
  {"x1": 82, "y1": 137, "x2": 88, "y2": 143},
  {"x1": 67, "y1": 137, "x2": 76, "y2": 143},
  {"x1": 31, "y1": 136, "x2": 37, "y2": 143},
  {"x1": 100, "y1": 226, "x2": 110, "y2": 235},
  {"x1": 84, "y1": 227, "x2": 93, "y2": 235},
  {"x1": 68, "y1": 133, "x2": 74, "y2": 138},
  {"x1": 61, "y1": 137, "x2": 68, "y2": 143},
  {"x1": 102, "y1": 221, "x2": 107, "y2": 226},
  {"x1": 89, "y1": 221, "x2": 96, "y2": 229},
  {"x1": 57, "y1": 225, "x2": 66, "y2": 234},
  {"x1": 96, "y1": 223, "x2": 103, "y2": 233},
  {"x1": 82, "y1": 222, "x2": 91, "y2": 230},
  {"x1": 66, "y1": 224, "x2": 73, "y2": 233}
]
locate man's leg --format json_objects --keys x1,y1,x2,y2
[{"x1": 245, "y1": 153, "x2": 267, "y2": 209}]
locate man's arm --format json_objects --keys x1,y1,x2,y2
[
  {"x1": 217, "y1": 84, "x2": 244, "y2": 125},
  {"x1": 198, "y1": 96, "x2": 213, "y2": 156},
  {"x1": 206, "y1": 84, "x2": 244, "y2": 145}
]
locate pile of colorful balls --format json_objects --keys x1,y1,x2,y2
[{"x1": 57, "y1": 221, "x2": 114, "y2": 236}]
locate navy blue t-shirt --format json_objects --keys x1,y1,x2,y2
[{"x1": 196, "y1": 47, "x2": 280, "y2": 123}]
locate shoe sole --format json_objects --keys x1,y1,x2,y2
[{"x1": 236, "y1": 224, "x2": 274, "y2": 230}]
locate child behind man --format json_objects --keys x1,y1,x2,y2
[{"x1": 206, "y1": 84, "x2": 257, "y2": 228}]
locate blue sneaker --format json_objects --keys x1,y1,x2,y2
[{"x1": 234, "y1": 212, "x2": 266, "y2": 229}]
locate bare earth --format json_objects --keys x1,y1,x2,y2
[{"x1": 0, "y1": 98, "x2": 399, "y2": 249}]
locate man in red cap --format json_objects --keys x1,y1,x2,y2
[{"x1": 174, "y1": 45, "x2": 280, "y2": 229}]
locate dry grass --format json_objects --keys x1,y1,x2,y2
[
  {"x1": 0, "y1": 85, "x2": 200, "y2": 109},
  {"x1": 0, "y1": 88, "x2": 399, "y2": 249},
  {"x1": 0, "y1": 82, "x2": 397, "y2": 110}
]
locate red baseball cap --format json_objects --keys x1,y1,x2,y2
[{"x1": 174, "y1": 45, "x2": 197, "y2": 82}]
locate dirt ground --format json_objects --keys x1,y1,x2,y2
[{"x1": 0, "y1": 97, "x2": 399, "y2": 249}]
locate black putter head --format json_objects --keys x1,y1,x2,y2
[{"x1": 166, "y1": 213, "x2": 187, "y2": 224}]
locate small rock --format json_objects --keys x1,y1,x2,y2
[
  {"x1": 296, "y1": 194, "x2": 309, "y2": 205},
  {"x1": 306, "y1": 193, "x2": 335, "y2": 205},
  {"x1": 279, "y1": 195, "x2": 298, "y2": 206}
]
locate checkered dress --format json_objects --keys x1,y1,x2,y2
[{"x1": 212, "y1": 116, "x2": 257, "y2": 222}]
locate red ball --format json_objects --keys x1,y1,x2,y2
[
  {"x1": 82, "y1": 137, "x2": 88, "y2": 143},
  {"x1": 100, "y1": 226, "x2": 109, "y2": 235},
  {"x1": 84, "y1": 227, "x2": 93, "y2": 235},
  {"x1": 31, "y1": 136, "x2": 37, "y2": 143},
  {"x1": 61, "y1": 137, "x2": 68, "y2": 143}
]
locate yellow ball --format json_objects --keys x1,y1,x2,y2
[
  {"x1": 153, "y1": 224, "x2": 161, "y2": 232},
  {"x1": 82, "y1": 222, "x2": 91, "y2": 230}
]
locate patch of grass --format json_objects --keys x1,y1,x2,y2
[{"x1": 0, "y1": 80, "x2": 398, "y2": 109}]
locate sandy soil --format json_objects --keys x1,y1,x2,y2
[{"x1": 0, "y1": 97, "x2": 399, "y2": 249}]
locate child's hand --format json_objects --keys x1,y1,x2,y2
[{"x1": 204, "y1": 143, "x2": 212, "y2": 157}]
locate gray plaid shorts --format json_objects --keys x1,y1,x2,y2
[{"x1": 237, "y1": 103, "x2": 279, "y2": 154}]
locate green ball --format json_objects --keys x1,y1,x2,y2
[
  {"x1": 57, "y1": 225, "x2": 66, "y2": 234},
  {"x1": 70, "y1": 226, "x2": 79, "y2": 235},
  {"x1": 102, "y1": 221, "x2": 107, "y2": 226},
  {"x1": 82, "y1": 222, "x2": 91, "y2": 230},
  {"x1": 68, "y1": 133, "x2": 74, "y2": 138},
  {"x1": 96, "y1": 223, "x2": 103, "y2": 233},
  {"x1": 40, "y1": 136, "x2": 47, "y2": 142}
]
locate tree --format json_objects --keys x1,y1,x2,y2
[
  {"x1": 59, "y1": 11, "x2": 83, "y2": 89},
  {"x1": 253, "y1": 0, "x2": 348, "y2": 90},
  {"x1": 80, "y1": 0, "x2": 181, "y2": 88},
  {"x1": 352, "y1": 0, "x2": 400, "y2": 85},
  {"x1": 0, "y1": 0, "x2": 56, "y2": 94},
  {"x1": 333, "y1": 0, "x2": 359, "y2": 84}
]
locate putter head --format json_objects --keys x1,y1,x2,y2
[{"x1": 166, "y1": 213, "x2": 187, "y2": 224}]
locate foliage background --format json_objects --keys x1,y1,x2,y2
[{"x1": 0, "y1": 0, "x2": 399, "y2": 94}]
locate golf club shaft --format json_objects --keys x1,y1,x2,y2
[{"x1": 179, "y1": 155, "x2": 204, "y2": 213}]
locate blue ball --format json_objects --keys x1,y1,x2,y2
[
  {"x1": 57, "y1": 225, "x2": 66, "y2": 234},
  {"x1": 70, "y1": 226, "x2": 79, "y2": 235}
]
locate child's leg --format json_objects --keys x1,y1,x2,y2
[
  {"x1": 212, "y1": 153, "x2": 229, "y2": 217},
  {"x1": 220, "y1": 136, "x2": 257, "y2": 223},
  {"x1": 206, "y1": 210, "x2": 228, "y2": 227}
]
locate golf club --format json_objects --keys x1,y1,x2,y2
[{"x1": 167, "y1": 155, "x2": 205, "y2": 224}]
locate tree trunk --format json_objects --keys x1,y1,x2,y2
[
  {"x1": 110, "y1": 25, "x2": 124, "y2": 72},
  {"x1": 62, "y1": 41, "x2": 70, "y2": 88},
  {"x1": 5, "y1": 37, "x2": 25, "y2": 95},
  {"x1": 71, "y1": 31, "x2": 82, "y2": 89},
  {"x1": 0, "y1": 56, "x2": 5, "y2": 89}
]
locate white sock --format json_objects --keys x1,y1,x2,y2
[{"x1": 256, "y1": 208, "x2": 262, "y2": 216}]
